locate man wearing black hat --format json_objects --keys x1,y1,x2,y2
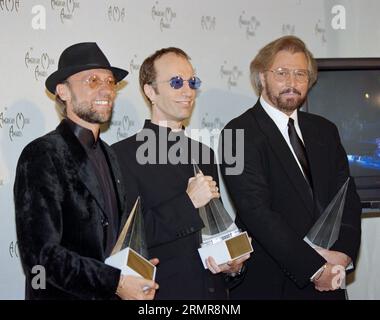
[{"x1": 14, "y1": 42, "x2": 159, "y2": 300}]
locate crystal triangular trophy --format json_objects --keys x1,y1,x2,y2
[
  {"x1": 193, "y1": 163, "x2": 235, "y2": 239},
  {"x1": 193, "y1": 162, "x2": 253, "y2": 268},
  {"x1": 105, "y1": 197, "x2": 156, "y2": 280},
  {"x1": 304, "y1": 178, "x2": 351, "y2": 289},
  {"x1": 304, "y1": 177, "x2": 350, "y2": 249}
]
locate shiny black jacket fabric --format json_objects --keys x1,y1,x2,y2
[{"x1": 14, "y1": 120, "x2": 127, "y2": 300}]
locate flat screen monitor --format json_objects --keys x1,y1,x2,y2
[{"x1": 305, "y1": 58, "x2": 380, "y2": 206}]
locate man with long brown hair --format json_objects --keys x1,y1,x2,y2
[{"x1": 220, "y1": 36, "x2": 361, "y2": 299}]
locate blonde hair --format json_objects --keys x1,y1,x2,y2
[
  {"x1": 250, "y1": 36, "x2": 317, "y2": 95},
  {"x1": 55, "y1": 94, "x2": 67, "y2": 116}
]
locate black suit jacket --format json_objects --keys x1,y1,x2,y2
[
  {"x1": 112, "y1": 120, "x2": 228, "y2": 300},
  {"x1": 14, "y1": 120, "x2": 127, "y2": 300},
  {"x1": 219, "y1": 101, "x2": 361, "y2": 299}
]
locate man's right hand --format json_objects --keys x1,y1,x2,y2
[
  {"x1": 116, "y1": 275, "x2": 159, "y2": 300},
  {"x1": 313, "y1": 263, "x2": 346, "y2": 292},
  {"x1": 186, "y1": 173, "x2": 220, "y2": 208},
  {"x1": 116, "y1": 258, "x2": 160, "y2": 300}
]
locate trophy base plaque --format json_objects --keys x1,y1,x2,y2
[
  {"x1": 105, "y1": 247, "x2": 156, "y2": 281},
  {"x1": 198, "y1": 231, "x2": 253, "y2": 269}
]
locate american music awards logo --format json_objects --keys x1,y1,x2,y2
[
  {"x1": 129, "y1": 54, "x2": 140, "y2": 74},
  {"x1": 282, "y1": 24, "x2": 295, "y2": 35},
  {"x1": 201, "y1": 113, "x2": 225, "y2": 132},
  {"x1": 151, "y1": 1, "x2": 177, "y2": 32},
  {"x1": 201, "y1": 15, "x2": 216, "y2": 31},
  {"x1": 110, "y1": 115, "x2": 135, "y2": 141},
  {"x1": 25, "y1": 47, "x2": 55, "y2": 81},
  {"x1": 9, "y1": 241, "x2": 19, "y2": 258},
  {"x1": 200, "y1": 113, "x2": 225, "y2": 147},
  {"x1": 238, "y1": 11, "x2": 260, "y2": 39},
  {"x1": 220, "y1": 61, "x2": 243, "y2": 90},
  {"x1": 51, "y1": 0, "x2": 80, "y2": 23},
  {"x1": 0, "y1": 0, "x2": 20, "y2": 12},
  {"x1": 108, "y1": 5, "x2": 126, "y2": 22},
  {"x1": 315, "y1": 19, "x2": 327, "y2": 43},
  {"x1": 0, "y1": 107, "x2": 31, "y2": 142}
]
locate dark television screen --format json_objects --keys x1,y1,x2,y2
[{"x1": 305, "y1": 58, "x2": 380, "y2": 203}]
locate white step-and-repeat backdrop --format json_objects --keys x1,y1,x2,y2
[{"x1": 1, "y1": 0, "x2": 379, "y2": 299}]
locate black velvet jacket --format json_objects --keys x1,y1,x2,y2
[{"x1": 14, "y1": 119, "x2": 127, "y2": 300}]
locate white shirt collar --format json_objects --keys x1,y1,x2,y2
[
  {"x1": 260, "y1": 96, "x2": 298, "y2": 132},
  {"x1": 259, "y1": 94, "x2": 306, "y2": 177}
]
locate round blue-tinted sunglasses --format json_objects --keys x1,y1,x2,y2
[{"x1": 154, "y1": 76, "x2": 202, "y2": 90}]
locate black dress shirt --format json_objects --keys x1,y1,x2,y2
[{"x1": 66, "y1": 118, "x2": 119, "y2": 256}]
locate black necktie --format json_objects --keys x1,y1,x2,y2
[{"x1": 288, "y1": 118, "x2": 313, "y2": 189}]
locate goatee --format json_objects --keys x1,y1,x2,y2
[
  {"x1": 267, "y1": 87, "x2": 306, "y2": 113},
  {"x1": 73, "y1": 102, "x2": 112, "y2": 124}
]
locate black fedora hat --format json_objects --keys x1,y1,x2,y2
[{"x1": 45, "y1": 42, "x2": 128, "y2": 94}]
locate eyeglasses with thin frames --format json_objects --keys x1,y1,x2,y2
[
  {"x1": 151, "y1": 76, "x2": 202, "y2": 90},
  {"x1": 267, "y1": 68, "x2": 309, "y2": 83},
  {"x1": 66, "y1": 74, "x2": 118, "y2": 90}
]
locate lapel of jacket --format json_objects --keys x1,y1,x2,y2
[
  {"x1": 298, "y1": 111, "x2": 329, "y2": 215},
  {"x1": 56, "y1": 120, "x2": 107, "y2": 216},
  {"x1": 252, "y1": 102, "x2": 314, "y2": 215}
]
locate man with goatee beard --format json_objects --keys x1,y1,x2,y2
[
  {"x1": 219, "y1": 36, "x2": 361, "y2": 299},
  {"x1": 14, "y1": 42, "x2": 158, "y2": 300}
]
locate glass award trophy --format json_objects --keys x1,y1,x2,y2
[
  {"x1": 105, "y1": 197, "x2": 156, "y2": 281},
  {"x1": 304, "y1": 178, "x2": 350, "y2": 288},
  {"x1": 194, "y1": 163, "x2": 253, "y2": 269},
  {"x1": 304, "y1": 177, "x2": 350, "y2": 249}
]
